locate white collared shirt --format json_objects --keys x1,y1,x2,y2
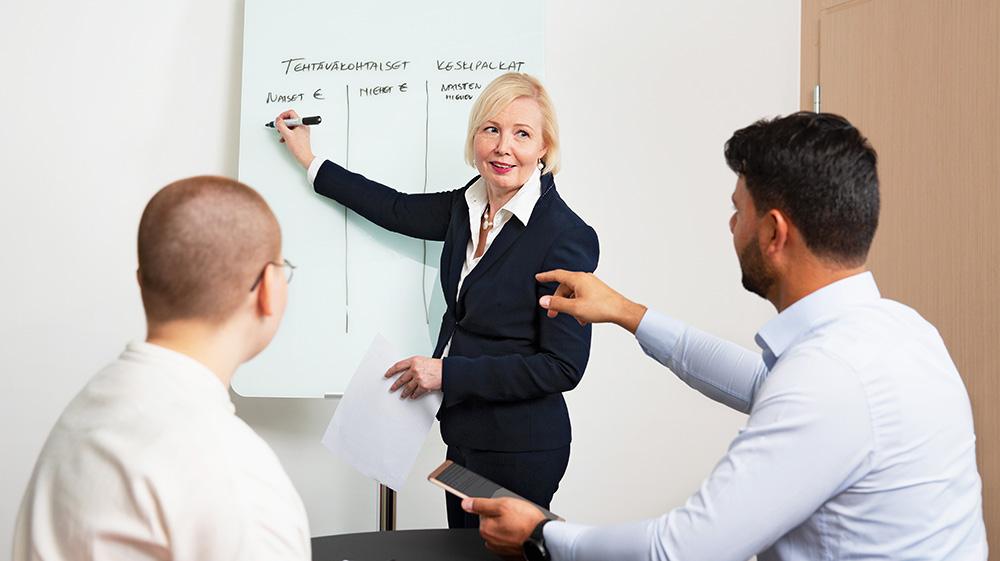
[
  {"x1": 14, "y1": 342, "x2": 311, "y2": 561},
  {"x1": 456, "y1": 167, "x2": 541, "y2": 298},
  {"x1": 545, "y1": 272, "x2": 988, "y2": 561},
  {"x1": 439, "y1": 167, "x2": 541, "y2": 358}
]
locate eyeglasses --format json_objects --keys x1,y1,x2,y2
[{"x1": 249, "y1": 258, "x2": 296, "y2": 291}]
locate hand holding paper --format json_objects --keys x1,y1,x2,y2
[
  {"x1": 384, "y1": 356, "x2": 442, "y2": 399},
  {"x1": 322, "y1": 335, "x2": 442, "y2": 491}
]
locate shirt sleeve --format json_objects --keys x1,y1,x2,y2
[
  {"x1": 545, "y1": 520, "x2": 662, "y2": 560},
  {"x1": 635, "y1": 310, "x2": 769, "y2": 413},
  {"x1": 311, "y1": 159, "x2": 457, "y2": 241},
  {"x1": 306, "y1": 156, "x2": 324, "y2": 184},
  {"x1": 544, "y1": 348, "x2": 875, "y2": 561}
]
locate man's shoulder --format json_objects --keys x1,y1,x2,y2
[
  {"x1": 766, "y1": 296, "x2": 961, "y2": 420},
  {"x1": 39, "y1": 354, "x2": 277, "y2": 482},
  {"x1": 790, "y1": 298, "x2": 947, "y2": 369},
  {"x1": 761, "y1": 343, "x2": 869, "y2": 408},
  {"x1": 58, "y1": 359, "x2": 216, "y2": 439}
]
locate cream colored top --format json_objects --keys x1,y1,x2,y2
[{"x1": 13, "y1": 341, "x2": 311, "y2": 561}]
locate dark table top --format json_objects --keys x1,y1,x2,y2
[{"x1": 312, "y1": 528, "x2": 503, "y2": 561}]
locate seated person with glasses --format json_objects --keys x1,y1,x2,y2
[{"x1": 14, "y1": 176, "x2": 309, "y2": 561}]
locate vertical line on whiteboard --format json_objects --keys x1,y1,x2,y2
[
  {"x1": 422, "y1": 80, "x2": 430, "y2": 325},
  {"x1": 344, "y1": 84, "x2": 350, "y2": 333}
]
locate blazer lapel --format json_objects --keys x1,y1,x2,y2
[
  {"x1": 444, "y1": 204, "x2": 471, "y2": 308},
  {"x1": 457, "y1": 217, "x2": 526, "y2": 303},
  {"x1": 451, "y1": 173, "x2": 558, "y2": 305}
]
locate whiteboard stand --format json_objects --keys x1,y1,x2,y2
[{"x1": 378, "y1": 484, "x2": 397, "y2": 531}]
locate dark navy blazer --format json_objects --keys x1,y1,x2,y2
[{"x1": 314, "y1": 161, "x2": 599, "y2": 452}]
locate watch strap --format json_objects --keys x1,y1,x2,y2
[{"x1": 523, "y1": 518, "x2": 553, "y2": 561}]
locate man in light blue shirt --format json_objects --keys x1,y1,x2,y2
[{"x1": 463, "y1": 112, "x2": 988, "y2": 561}]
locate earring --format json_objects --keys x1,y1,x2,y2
[{"x1": 537, "y1": 159, "x2": 544, "y2": 170}]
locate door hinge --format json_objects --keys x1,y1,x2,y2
[{"x1": 813, "y1": 84, "x2": 821, "y2": 113}]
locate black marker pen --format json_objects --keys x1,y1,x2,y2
[{"x1": 265, "y1": 116, "x2": 322, "y2": 128}]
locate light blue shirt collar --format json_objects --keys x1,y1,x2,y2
[{"x1": 754, "y1": 271, "x2": 880, "y2": 369}]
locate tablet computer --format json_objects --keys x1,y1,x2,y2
[{"x1": 428, "y1": 460, "x2": 563, "y2": 521}]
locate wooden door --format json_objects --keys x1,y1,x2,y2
[{"x1": 802, "y1": 0, "x2": 999, "y2": 548}]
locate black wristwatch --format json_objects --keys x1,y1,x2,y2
[{"x1": 522, "y1": 518, "x2": 553, "y2": 561}]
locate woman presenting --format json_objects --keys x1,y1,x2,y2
[{"x1": 275, "y1": 72, "x2": 598, "y2": 528}]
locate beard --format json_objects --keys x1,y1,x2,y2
[{"x1": 738, "y1": 238, "x2": 775, "y2": 299}]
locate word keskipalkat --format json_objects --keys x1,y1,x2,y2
[{"x1": 436, "y1": 60, "x2": 526, "y2": 72}]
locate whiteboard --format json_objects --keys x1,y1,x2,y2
[{"x1": 235, "y1": 0, "x2": 544, "y2": 397}]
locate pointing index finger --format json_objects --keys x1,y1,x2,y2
[{"x1": 535, "y1": 269, "x2": 571, "y2": 285}]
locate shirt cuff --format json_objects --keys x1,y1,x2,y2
[
  {"x1": 634, "y1": 309, "x2": 686, "y2": 364},
  {"x1": 544, "y1": 521, "x2": 589, "y2": 561},
  {"x1": 306, "y1": 156, "x2": 325, "y2": 185}
]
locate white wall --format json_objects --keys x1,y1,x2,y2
[{"x1": 0, "y1": 0, "x2": 799, "y2": 552}]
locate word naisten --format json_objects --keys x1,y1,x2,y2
[{"x1": 441, "y1": 82, "x2": 482, "y2": 101}]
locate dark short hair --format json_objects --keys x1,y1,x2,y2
[{"x1": 724, "y1": 112, "x2": 879, "y2": 266}]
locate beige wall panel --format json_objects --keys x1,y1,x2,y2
[{"x1": 811, "y1": 0, "x2": 999, "y2": 547}]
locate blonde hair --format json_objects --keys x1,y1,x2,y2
[{"x1": 464, "y1": 73, "x2": 561, "y2": 175}]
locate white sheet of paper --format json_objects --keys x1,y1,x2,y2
[{"x1": 321, "y1": 334, "x2": 442, "y2": 491}]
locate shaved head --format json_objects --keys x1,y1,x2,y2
[{"x1": 137, "y1": 176, "x2": 281, "y2": 324}]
